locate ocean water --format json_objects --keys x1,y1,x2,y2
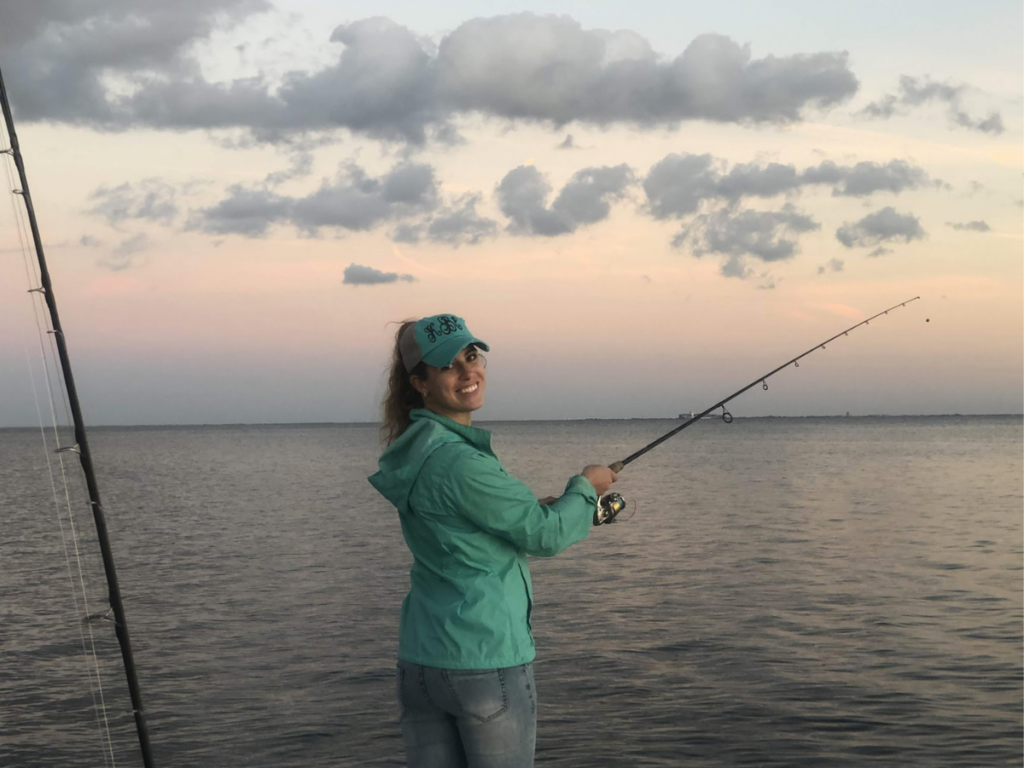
[{"x1": 1, "y1": 416, "x2": 1021, "y2": 767}]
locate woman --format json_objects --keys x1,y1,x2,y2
[{"x1": 369, "y1": 313, "x2": 617, "y2": 768}]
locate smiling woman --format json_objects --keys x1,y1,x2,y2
[
  {"x1": 368, "y1": 314, "x2": 618, "y2": 767},
  {"x1": 411, "y1": 343, "x2": 487, "y2": 424}
]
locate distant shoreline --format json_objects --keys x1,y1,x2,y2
[{"x1": 1, "y1": 413, "x2": 1021, "y2": 431}]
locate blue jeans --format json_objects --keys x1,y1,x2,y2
[{"x1": 396, "y1": 660, "x2": 537, "y2": 768}]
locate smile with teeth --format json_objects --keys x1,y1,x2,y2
[{"x1": 457, "y1": 383, "x2": 479, "y2": 395}]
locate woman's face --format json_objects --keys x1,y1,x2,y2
[{"x1": 412, "y1": 345, "x2": 487, "y2": 425}]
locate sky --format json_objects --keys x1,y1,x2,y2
[{"x1": 0, "y1": 0, "x2": 1020, "y2": 426}]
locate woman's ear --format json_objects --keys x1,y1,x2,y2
[{"x1": 410, "y1": 374, "x2": 428, "y2": 397}]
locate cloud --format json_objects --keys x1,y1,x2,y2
[
  {"x1": 643, "y1": 154, "x2": 720, "y2": 219},
  {"x1": 557, "y1": 134, "x2": 577, "y2": 150},
  {"x1": 98, "y1": 232, "x2": 150, "y2": 271},
  {"x1": 188, "y1": 186, "x2": 292, "y2": 237},
  {"x1": 395, "y1": 193, "x2": 498, "y2": 246},
  {"x1": 801, "y1": 159, "x2": 941, "y2": 196},
  {"x1": 342, "y1": 263, "x2": 415, "y2": 285},
  {"x1": 437, "y1": 19, "x2": 857, "y2": 129},
  {"x1": 290, "y1": 161, "x2": 439, "y2": 235},
  {"x1": 496, "y1": 166, "x2": 574, "y2": 236},
  {"x1": 836, "y1": 207, "x2": 925, "y2": 249},
  {"x1": 79, "y1": 235, "x2": 103, "y2": 247},
  {"x1": 817, "y1": 258, "x2": 845, "y2": 274},
  {"x1": 263, "y1": 152, "x2": 314, "y2": 186},
  {"x1": 551, "y1": 164, "x2": 635, "y2": 225},
  {"x1": 675, "y1": 204, "x2": 820, "y2": 278},
  {"x1": 86, "y1": 179, "x2": 179, "y2": 226},
  {"x1": 643, "y1": 154, "x2": 936, "y2": 219},
  {"x1": 860, "y1": 75, "x2": 1004, "y2": 135},
  {"x1": 3, "y1": 11, "x2": 858, "y2": 143},
  {"x1": 496, "y1": 163, "x2": 634, "y2": 236},
  {"x1": 947, "y1": 220, "x2": 990, "y2": 232},
  {"x1": 190, "y1": 160, "x2": 442, "y2": 237},
  {"x1": 2, "y1": 0, "x2": 270, "y2": 124}
]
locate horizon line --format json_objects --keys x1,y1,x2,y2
[{"x1": 1, "y1": 412, "x2": 1021, "y2": 430}]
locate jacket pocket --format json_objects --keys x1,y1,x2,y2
[{"x1": 443, "y1": 668, "x2": 508, "y2": 722}]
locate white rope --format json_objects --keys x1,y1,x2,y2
[{"x1": 2, "y1": 133, "x2": 118, "y2": 767}]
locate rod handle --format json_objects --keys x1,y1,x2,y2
[{"x1": 608, "y1": 461, "x2": 624, "y2": 473}]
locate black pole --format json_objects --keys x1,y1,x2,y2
[
  {"x1": 0, "y1": 66, "x2": 156, "y2": 767},
  {"x1": 610, "y1": 296, "x2": 921, "y2": 470}
]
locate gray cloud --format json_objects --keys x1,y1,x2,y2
[
  {"x1": 3, "y1": 10, "x2": 858, "y2": 143},
  {"x1": 190, "y1": 160, "x2": 441, "y2": 237},
  {"x1": 342, "y1": 263, "x2": 415, "y2": 285},
  {"x1": 801, "y1": 159, "x2": 941, "y2": 196},
  {"x1": 817, "y1": 258, "x2": 844, "y2": 274},
  {"x1": 264, "y1": 152, "x2": 314, "y2": 186},
  {"x1": 557, "y1": 134, "x2": 577, "y2": 150},
  {"x1": 86, "y1": 179, "x2": 179, "y2": 226},
  {"x1": 947, "y1": 220, "x2": 990, "y2": 232},
  {"x1": 2, "y1": 0, "x2": 269, "y2": 124},
  {"x1": 437, "y1": 20, "x2": 856, "y2": 129},
  {"x1": 552, "y1": 165, "x2": 635, "y2": 225},
  {"x1": 496, "y1": 164, "x2": 634, "y2": 236},
  {"x1": 290, "y1": 161, "x2": 439, "y2": 234},
  {"x1": 417, "y1": 194, "x2": 498, "y2": 246},
  {"x1": 644, "y1": 154, "x2": 937, "y2": 219},
  {"x1": 496, "y1": 166, "x2": 574, "y2": 236},
  {"x1": 188, "y1": 186, "x2": 292, "y2": 237},
  {"x1": 79, "y1": 235, "x2": 103, "y2": 247},
  {"x1": 99, "y1": 232, "x2": 150, "y2": 271},
  {"x1": 836, "y1": 207, "x2": 925, "y2": 249},
  {"x1": 675, "y1": 204, "x2": 820, "y2": 278},
  {"x1": 861, "y1": 75, "x2": 1004, "y2": 135},
  {"x1": 643, "y1": 154, "x2": 720, "y2": 219}
]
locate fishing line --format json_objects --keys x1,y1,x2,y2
[
  {"x1": 2, "y1": 119, "x2": 119, "y2": 768},
  {"x1": 19, "y1": 326, "x2": 118, "y2": 768},
  {"x1": 593, "y1": 297, "x2": 922, "y2": 524}
]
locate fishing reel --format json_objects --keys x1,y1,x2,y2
[{"x1": 594, "y1": 492, "x2": 627, "y2": 525}]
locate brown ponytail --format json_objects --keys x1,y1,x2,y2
[{"x1": 380, "y1": 320, "x2": 427, "y2": 446}]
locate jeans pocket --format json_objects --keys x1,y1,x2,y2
[{"x1": 443, "y1": 669, "x2": 508, "y2": 723}]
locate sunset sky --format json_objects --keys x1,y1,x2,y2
[{"x1": 0, "y1": 0, "x2": 1020, "y2": 426}]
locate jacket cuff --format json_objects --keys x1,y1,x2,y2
[{"x1": 564, "y1": 474, "x2": 599, "y2": 504}]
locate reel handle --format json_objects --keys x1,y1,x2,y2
[{"x1": 590, "y1": 462, "x2": 626, "y2": 525}]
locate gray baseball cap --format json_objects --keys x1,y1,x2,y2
[{"x1": 400, "y1": 314, "x2": 489, "y2": 372}]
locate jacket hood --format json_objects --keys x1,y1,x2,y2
[{"x1": 368, "y1": 409, "x2": 493, "y2": 515}]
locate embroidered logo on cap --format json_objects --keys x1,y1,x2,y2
[{"x1": 423, "y1": 315, "x2": 464, "y2": 343}]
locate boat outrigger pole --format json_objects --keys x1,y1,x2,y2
[
  {"x1": 608, "y1": 297, "x2": 921, "y2": 473},
  {"x1": 0, "y1": 66, "x2": 156, "y2": 767}
]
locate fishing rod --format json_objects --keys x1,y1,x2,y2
[
  {"x1": 0, "y1": 66, "x2": 156, "y2": 766},
  {"x1": 593, "y1": 296, "x2": 921, "y2": 524}
]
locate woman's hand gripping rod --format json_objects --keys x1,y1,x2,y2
[{"x1": 592, "y1": 297, "x2": 922, "y2": 525}]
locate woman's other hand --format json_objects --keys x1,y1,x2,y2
[{"x1": 581, "y1": 465, "x2": 618, "y2": 496}]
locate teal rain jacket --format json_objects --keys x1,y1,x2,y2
[{"x1": 368, "y1": 409, "x2": 597, "y2": 669}]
